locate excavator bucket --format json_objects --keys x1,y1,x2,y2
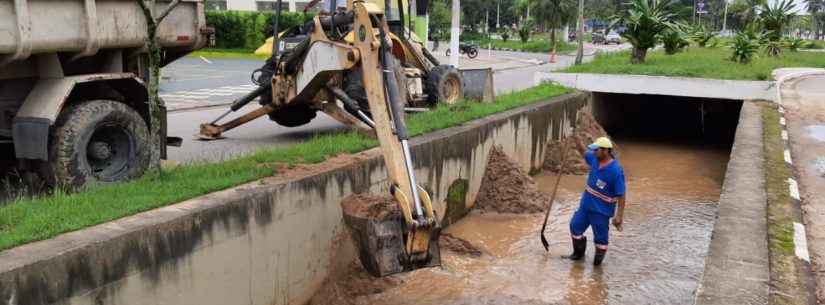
[
  {"x1": 460, "y1": 68, "x2": 495, "y2": 103},
  {"x1": 342, "y1": 212, "x2": 441, "y2": 277}
]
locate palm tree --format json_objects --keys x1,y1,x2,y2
[
  {"x1": 758, "y1": 0, "x2": 796, "y2": 41},
  {"x1": 533, "y1": 0, "x2": 576, "y2": 62},
  {"x1": 613, "y1": 0, "x2": 676, "y2": 63}
]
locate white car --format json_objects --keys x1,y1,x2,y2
[{"x1": 605, "y1": 31, "x2": 622, "y2": 44}]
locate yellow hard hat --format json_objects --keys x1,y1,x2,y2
[{"x1": 588, "y1": 137, "x2": 613, "y2": 149}]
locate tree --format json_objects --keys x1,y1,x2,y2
[
  {"x1": 613, "y1": 0, "x2": 677, "y2": 63},
  {"x1": 429, "y1": 0, "x2": 451, "y2": 40},
  {"x1": 136, "y1": 0, "x2": 181, "y2": 169},
  {"x1": 585, "y1": 0, "x2": 623, "y2": 22},
  {"x1": 758, "y1": 0, "x2": 796, "y2": 41},
  {"x1": 806, "y1": 0, "x2": 825, "y2": 39},
  {"x1": 533, "y1": 0, "x2": 576, "y2": 61}
]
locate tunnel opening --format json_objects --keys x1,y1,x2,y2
[{"x1": 592, "y1": 93, "x2": 743, "y2": 147}]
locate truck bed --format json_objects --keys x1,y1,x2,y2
[{"x1": 0, "y1": 0, "x2": 207, "y2": 63}]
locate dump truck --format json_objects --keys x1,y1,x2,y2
[{"x1": 0, "y1": 0, "x2": 210, "y2": 186}]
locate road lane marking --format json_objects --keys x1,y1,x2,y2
[
  {"x1": 794, "y1": 222, "x2": 810, "y2": 262},
  {"x1": 788, "y1": 178, "x2": 800, "y2": 201}
]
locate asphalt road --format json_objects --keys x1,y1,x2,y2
[{"x1": 163, "y1": 45, "x2": 627, "y2": 163}]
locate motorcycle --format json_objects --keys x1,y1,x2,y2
[{"x1": 446, "y1": 42, "x2": 479, "y2": 59}]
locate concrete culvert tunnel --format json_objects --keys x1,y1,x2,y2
[
  {"x1": 312, "y1": 93, "x2": 746, "y2": 305},
  {"x1": 592, "y1": 93, "x2": 743, "y2": 145}
]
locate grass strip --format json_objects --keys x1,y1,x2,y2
[
  {"x1": 761, "y1": 103, "x2": 808, "y2": 305},
  {"x1": 189, "y1": 48, "x2": 268, "y2": 60},
  {"x1": 0, "y1": 83, "x2": 571, "y2": 251},
  {"x1": 563, "y1": 47, "x2": 825, "y2": 81}
]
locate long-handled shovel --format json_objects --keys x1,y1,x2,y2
[{"x1": 540, "y1": 127, "x2": 574, "y2": 252}]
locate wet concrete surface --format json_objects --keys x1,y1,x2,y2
[
  {"x1": 330, "y1": 138, "x2": 729, "y2": 305},
  {"x1": 808, "y1": 125, "x2": 825, "y2": 143}
]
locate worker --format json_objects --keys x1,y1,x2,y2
[{"x1": 563, "y1": 137, "x2": 626, "y2": 266}]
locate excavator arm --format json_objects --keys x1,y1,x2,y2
[
  {"x1": 346, "y1": 3, "x2": 441, "y2": 275},
  {"x1": 198, "y1": 0, "x2": 440, "y2": 277}
]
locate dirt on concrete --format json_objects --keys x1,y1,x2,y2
[
  {"x1": 439, "y1": 232, "x2": 483, "y2": 257},
  {"x1": 474, "y1": 146, "x2": 549, "y2": 214},
  {"x1": 263, "y1": 150, "x2": 380, "y2": 182},
  {"x1": 544, "y1": 112, "x2": 614, "y2": 174},
  {"x1": 341, "y1": 193, "x2": 400, "y2": 220}
]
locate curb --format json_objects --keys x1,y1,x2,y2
[{"x1": 774, "y1": 103, "x2": 818, "y2": 305}]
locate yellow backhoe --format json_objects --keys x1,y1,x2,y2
[{"x1": 198, "y1": 0, "x2": 493, "y2": 277}]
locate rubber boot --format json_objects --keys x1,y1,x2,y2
[
  {"x1": 593, "y1": 248, "x2": 607, "y2": 266},
  {"x1": 563, "y1": 237, "x2": 587, "y2": 260}
]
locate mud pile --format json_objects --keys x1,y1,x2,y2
[
  {"x1": 439, "y1": 233, "x2": 484, "y2": 257},
  {"x1": 341, "y1": 193, "x2": 400, "y2": 220},
  {"x1": 543, "y1": 112, "x2": 615, "y2": 175},
  {"x1": 474, "y1": 146, "x2": 549, "y2": 213},
  {"x1": 306, "y1": 262, "x2": 404, "y2": 305}
]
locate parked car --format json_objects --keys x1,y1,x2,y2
[{"x1": 605, "y1": 31, "x2": 622, "y2": 44}]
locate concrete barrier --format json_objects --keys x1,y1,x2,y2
[
  {"x1": 536, "y1": 72, "x2": 775, "y2": 101},
  {"x1": 0, "y1": 92, "x2": 590, "y2": 305}
]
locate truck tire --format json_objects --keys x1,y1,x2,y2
[
  {"x1": 426, "y1": 65, "x2": 464, "y2": 105},
  {"x1": 48, "y1": 100, "x2": 151, "y2": 187}
]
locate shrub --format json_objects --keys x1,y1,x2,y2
[
  {"x1": 708, "y1": 37, "x2": 721, "y2": 48},
  {"x1": 763, "y1": 39, "x2": 784, "y2": 56},
  {"x1": 804, "y1": 40, "x2": 825, "y2": 49},
  {"x1": 461, "y1": 31, "x2": 487, "y2": 42},
  {"x1": 501, "y1": 29, "x2": 511, "y2": 42},
  {"x1": 519, "y1": 20, "x2": 534, "y2": 43},
  {"x1": 689, "y1": 25, "x2": 719, "y2": 47},
  {"x1": 730, "y1": 31, "x2": 759, "y2": 63},
  {"x1": 206, "y1": 11, "x2": 313, "y2": 50},
  {"x1": 659, "y1": 27, "x2": 689, "y2": 54},
  {"x1": 783, "y1": 37, "x2": 804, "y2": 52}
]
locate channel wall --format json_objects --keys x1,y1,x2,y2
[{"x1": 0, "y1": 92, "x2": 590, "y2": 305}]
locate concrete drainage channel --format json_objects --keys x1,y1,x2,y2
[{"x1": 0, "y1": 91, "x2": 770, "y2": 305}]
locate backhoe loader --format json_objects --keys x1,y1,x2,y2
[{"x1": 197, "y1": 0, "x2": 495, "y2": 277}]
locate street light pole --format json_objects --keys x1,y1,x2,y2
[
  {"x1": 450, "y1": 0, "x2": 461, "y2": 67},
  {"x1": 722, "y1": 0, "x2": 729, "y2": 35},
  {"x1": 497, "y1": 0, "x2": 501, "y2": 29},
  {"x1": 575, "y1": 0, "x2": 584, "y2": 64},
  {"x1": 526, "y1": 0, "x2": 530, "y2": 21}
]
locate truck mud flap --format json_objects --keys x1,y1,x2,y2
[
  {"x1": 343, "y1": 212, "x2": 441, "y2": 277},
  {"x1": 460, "y1": 68, "x2": 495, "y2": 103}
]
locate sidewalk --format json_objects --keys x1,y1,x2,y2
[{"x1": 695, "y1": 102, "x2": 770, "y2": 305}]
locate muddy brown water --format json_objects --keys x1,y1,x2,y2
[{"x1": 324, "y1": 138, "x2": 730, "y2": 305}]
